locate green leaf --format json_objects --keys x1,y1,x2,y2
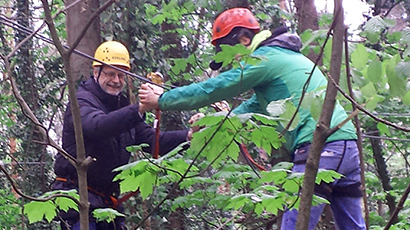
[
  {"x1": 55, "y1": 197, "x2": 78, "y2": 213},
  {"x1": 251, "y1": 125, "x2": 283, "y2": 153},
  {"x1": 137, "y1": 171, "x2": 156, "y2": 199},
  {"x1": 367, "y1": 58, "x2": 383, "y2": 84},
  {"x1": 310, "y1": 95, "x2": 323, "y2": 122},
  {"x1": 92, "y1": 208, "x2": 125, "y2": 223},
  {"x1": 23, "y1": 201, "x2": 56, "y2": 224},
  {"x1": 402, "y1": 27, "x2": 410, "y2": 43},
  {"x1": 259, "y1": 169, "x2": 289, "y2": 185},
  {"x1": 396, "y1": 61, "x2": 410, "y2": 80},
  {"x1": 261, "y1": 194, "x2": 286, "y2": 214},
  {"x1": 266, "y1": 99, "x2": 288, "y2": 117},
  {"x1": 125, "y1": 143, "x2": 150, "y2": 154},
  {"x1": 402, "y1": 90, "x2": 410, "y2": 106},
  {"x1": 171, "y1": 58, "x2": 188, "y2": 75},
  {"x1": 351, "y1": 44, "x2": 368, "y2": 70},
  {"x1": 360, "y1": 82, "x2": 377, "y2": 98},
  {"x1": 252, "y1": 113, "x2": 280, "y2": 126},
  {"x1": 254, "y1": 203, "x2": 264, "y2": 215},
  {"x1": 152, "y1": 14, "x2": 166, "y2": 25},
  {"x1": 192, "y1": 114, "x2": 225, "y2": 127},
  {"x1": 312, "y1": 194, "x2": 330, "y2": 206},
  {"x1": 316, "y1": 169, "x2": 343, "y2": 184},
  {"x1": 213, "y1": 44, "x2": 251, "y2": 68},
  {"x1": 114, "y1": 160, "x2": 159, "y2": 199},
  {"x1": 364, "y1": 16, "x2": 392, "y2": 33},
  {"x1": 377, "y1": 122, "x2": 390, "y2": 136},
  {"x1": 179, "y1": 177, "x2": 213, "y2": 189},
  {"x1": 272, "y1": 162, "x2": 294, "y2": 170},
  {"x1": 365, "y1": 94, "x2": 385, "y2": 111},
  {"x1": 385, "y1": 55, "x2": 406, "y2": 97},
  {"x1": 267, "y1": 99, "x2": 299, "y2": 131},
  {"x1": 282, "y1": 179, "x2": 300, "y2": 193}
]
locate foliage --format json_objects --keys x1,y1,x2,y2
[
  {"x1": 110, "y1": 111, "x2": 340, "y2": 228},
  {"x1": 23, "y1": 190, "x2": 79, "y2": 224},
  {"x1": 2, "y1": 0, "x2": 410, "y2": 229},
  {"x1": 92, "y1": 208, "x2": 126, "y2": 224},
  {"x1": 0, "y1": 189, "x2": 21, "y2": 229}
]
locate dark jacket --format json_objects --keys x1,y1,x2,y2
[{"x1": 54, "y1": 77, "x2": 188, "y2": 198}]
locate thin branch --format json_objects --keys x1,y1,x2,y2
[
  {"x1": 326, "y1": 70, "x2": 410, "y2": 132},
  {"x1": 327, "y1": 108, "x2": 360, "y2": 136},
  {"x1": 344, "y1": 26, "x2": 370, "y2": 229},
  {"x1": 215, "y1": 206, "x2": 243, "y2": 230},
  {"x1": 383, "y1": 0, "x2": 404, "y2": 18},
  {"x1": 280, "y1": 12, "x2": 338, "y2": 137},
  {"x1": 66, "y1": 0, "x2": 115, "y2": 56},
  {"x1": 1, "y1": 54, "x2": 76, "y2": 164},
  {"x1": 384, "y1": 180, "x2": 410, "y2": 230},
  {"x1": 0, "y1": 15, "x2": 175, "y2": 89},
  {"x1": 0, "y1": 164, "x2": 80, "y2": 205}
]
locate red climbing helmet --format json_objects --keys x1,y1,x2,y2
[{"x1": 211, "y1": 8, "x2": 260, "y2": 46}]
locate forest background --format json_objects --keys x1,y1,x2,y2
[{"x1": 1, "y1": 0, "x2": 410, "y2": 229}]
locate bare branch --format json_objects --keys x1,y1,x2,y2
[
  {"x1": 2, "y1": 54, "x2": 76, "y2": 164},
  {"x1": 66, "y1": 0, "x2": 115, "y2": 56},
  {"x1": 0, "y1": 164, "x2": 80, "y2": 205},
  {"x1": 326, "y1": 69, "x2": 410, "y2": 132}
]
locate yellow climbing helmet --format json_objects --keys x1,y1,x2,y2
[{"x1": 92, "y1": 41, "x2": 130, "y2": 70}]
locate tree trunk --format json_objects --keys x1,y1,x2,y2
[
  {"x1": 295, "y1": 0, "x2": 344, "y2": 229},
  {"x1": 65, "y1": 0, "x2": 101, "y2": 81},
  {"x1": 225, "y1": 0, "x2": 249, "y2": 9},
  {"x1": 368, "y1": 127, "x2": 397, "y2": 223},
  {"x1": 294, "y1": 0, "x2": 321, "y2": 63},
  {"x1": 159, "y1": 19, "x2": 186, "y2": 230},
  {"x1": 15, "y1": 0, "x2": 48, "y2": 198}
]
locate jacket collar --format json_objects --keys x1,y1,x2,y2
[{"x1": 251, "y1": 29, "x2": 303, "y2": 53}]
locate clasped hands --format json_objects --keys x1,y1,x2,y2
[
  {"x1": 138, "y1": 83, "x2": 162, "y2": 113},
  {"x1": 138, "y1": 83, "x2": 204, "y2": 140}
]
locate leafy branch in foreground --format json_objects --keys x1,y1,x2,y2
[{"x1": 114, "y1": 113, "x2": 341, "y2": 228}]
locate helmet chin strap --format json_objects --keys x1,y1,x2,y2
[{"x1": 95, "y1": 66, "x2": 104, "y2": 83}]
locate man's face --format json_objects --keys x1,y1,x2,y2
[{"x1": 94, "y1": 66, "x2": 127, "y2": 95}]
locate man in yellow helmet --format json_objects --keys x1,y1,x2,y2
[{"x1": 53, "y1": 41, "x2": 194, "y2": 230}]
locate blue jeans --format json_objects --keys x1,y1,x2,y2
[
  {"x1": 71, "y1": 221, "x2": 96, "y2": 230},
  {"x1": 281, "y1": 140, "x2": 366, "y2": 230},
  {"x1": 66, "y1": 219, "x2": 124, "y2": 230}
]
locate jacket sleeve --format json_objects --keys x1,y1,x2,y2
[
  {"x1": 158, "y1": 61, "x2": 269, "y2": 111},
  {"x1": 232, "y1": 94, "x2": 266, "y2": 115},
  {"x1": 133, "y1": 121, "x2": 189, "y2": 156},
  {"x1": 78, "y1": 97, "x2": 144, "y2": 139}
]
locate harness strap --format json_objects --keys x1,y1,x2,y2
[
  {"x1": 238, "y1": 143, "x2": 267, "y2": 171},
  {"x1": 56, "y1": 177, "x2": 119, "y2": 208}
]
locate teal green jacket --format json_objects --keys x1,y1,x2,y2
[{"x1": 158, "y1": 33, "x2": 357, "y2": 151}]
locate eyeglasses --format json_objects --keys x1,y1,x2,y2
[{"x1": 102, "y1": 70, "x2": 126, "y2": 79}]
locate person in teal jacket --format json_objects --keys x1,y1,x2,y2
[{"x1": 139, "y1": 7, "x2": 365, "y2": 230}]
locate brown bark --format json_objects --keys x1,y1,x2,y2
[
  {"x1": 368, "y1": 128, "x2": 397, "y2": 223},
  {"x1": 224, "y1": 0, "x2": 249, "y2": 9},
  {"x1": 344, "y1": 28, "x2": 369, "y2": 228},
  {"x1": 294, "y1": 0, "x2": 319, "y2": 32},
  {"x1": 317, "y1": 205, "x2": 335, "y2": 230},
  {"x1": 65, "y1": 0, "x2": 101, "y2": 81},
  {"x1": 295, "y1": 0, "x2": 344, "y2": 229},
  {"x1": 42, "y1": 1, "x2": 114, "y2": 229},
  {"x1": 159, "y1": 18, "x2": 186, "y2": 230},
  {"x1": 294, "y1": 0, "x2": 320, "y2": 63}
]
